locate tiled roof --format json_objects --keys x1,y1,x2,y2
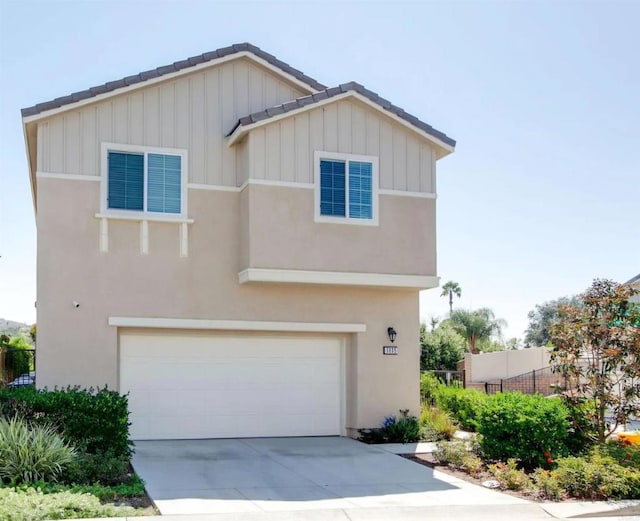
[
  {"x1": 626, "y1": 273, "x2": 640, "y2": 285},
  {"x1": 21, "y1": 43, "x2": 327, "y2": 118},
  {"x1": 229, "y1": 81, "x2": 456, "y2": 148}
]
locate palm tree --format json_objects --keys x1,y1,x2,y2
[
  {"x1": 440, "y1": 281, "x2": 462, "y2": 315},
  {"x1": 449, "y1": 308, "x2": 506, "y2": 354}
]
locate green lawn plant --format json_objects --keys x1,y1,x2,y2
[
  {"x1": 0, "y1": 487, "x2": 139, "y2": 521},
  {"x1": 488, "y1": 459, "x2": 531, "y2": 491},
  {"x1": 359, "y1": 409, "x2": 420, "y2": 443},
  {"x1": 0, "y1": 417, "x2": 77, "y2": 485},
  {"x1": 553, "y1": 447, "x2": 640, "y2": 500},
  {"x1": 419, "y1": 406, "x2": 458, "y2": 441},
  {"x1": 432, "y1": 440, "x2": 483, "y2": 477}
]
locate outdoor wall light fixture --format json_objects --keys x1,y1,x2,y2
[{"x1": 387, "y1": 327, "x2": 397, "y2": 343}]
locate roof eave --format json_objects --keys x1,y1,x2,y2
[
  {"x1": 22, "y1": 121, "x2": 37, "y2": 216},
  {"x1": 21, "y1": 50, "x2": 323, "y2": 123},
  {"x1": 227, "y1": 90, "x2": 455, "y2": 157}
]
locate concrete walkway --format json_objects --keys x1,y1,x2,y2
[
  {"x1": 131, "y1": 437, "x2": 528, "y2": 516},
  {"x1": 83, "y1": 502, "x2": 640, "y2": 521}
]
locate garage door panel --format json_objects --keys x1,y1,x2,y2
[{"x1": 121, "y1": 334, "x2": 343, "y2": 439}]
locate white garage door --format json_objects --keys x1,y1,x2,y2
[{"x1": 120, "y1": 332, "x2": 343, "y2": 440}]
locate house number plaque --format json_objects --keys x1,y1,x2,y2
[{"x1": 383, "y1": 346, "x2": 398, "y2": 355}]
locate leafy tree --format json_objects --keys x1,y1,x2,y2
[
  {"x1": 505, "y1": 337, "x2": 522, "y2": 350},
  {"x1": 440, "y1": 281, "x2": 462, "y2": 315},
  {"x1": 550, "y1": 279, "x2": 640, "y2": 443},
  {"x1": 420, "y1": 322, "x2": 466, "y2": 370},
  {"x1": 477, "y1": 339, "x2": 506, "y2": 353},
  {"x1": 428, "y1": 316, "x2": 440, "y2": 332},
  {"x1": 524, "y1": 296, "x2": 581, "y2": 348},
  {"x1": 449, "y1": 308, "x2": 506, "y2": 354},
  {"x1": 1, "y1": 335, "x2": 32, "y2": 378},
  {"x1": 29, "y1": 324, "x2": 36, "y2": 344}
]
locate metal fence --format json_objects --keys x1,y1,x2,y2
[
  {"x1": 0, "y1": 348, "x2": 36, "y2": 387},
  {"x1": 424, "y1": 369, "x2": 466, "y2": 388},
  {"x1": 483, "y1": 365, "x2": 566, "y2": 396}
]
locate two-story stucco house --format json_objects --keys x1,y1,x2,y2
[{"x1": 21, "y1": 43, "x2": 455, "y2": 440}]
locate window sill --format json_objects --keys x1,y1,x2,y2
[
  {"x1": 314, "y1": 215, "x2": 379, "y2": 227},
  {"x1": 95, "y1": 212, "x2": 194, "y2": 224}
]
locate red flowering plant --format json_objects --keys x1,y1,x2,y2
[
  {"x1": 601, "y1": 439, "x2": 640, "y2": 469},
  {"x1": 542, "y1": 450, "x2": 555, "y2": 469}
]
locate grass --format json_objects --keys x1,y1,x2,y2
[{"x1": 10, "y1": 474, "x2": 146, "y2": 502}]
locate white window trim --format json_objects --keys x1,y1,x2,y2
[
  {"x1": 314, "y1": 151, "x2": 379, "y2": 227},
  {"x1": 100, "y1": 142, "x2": 189, "y2": 218}
]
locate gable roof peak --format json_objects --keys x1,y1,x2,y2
[
  {"x1": 230, "y1": 81, "x2": 456, "y2": 151},
  {"x1": 21, "y1": 43, "x2": 326, "y2": 118}
]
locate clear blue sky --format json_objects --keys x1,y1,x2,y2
[{"x1": 1, "y1": 0, "x2": 638, "y2": 341}]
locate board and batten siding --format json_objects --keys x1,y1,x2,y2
[
  {"x1": 246, "y1": 99, "x2": 437, "y2": 193},
  {"x1": 36, "y1": 58, "x2": 307, "y2": 187}
]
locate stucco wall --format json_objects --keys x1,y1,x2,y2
[
  {"x1": 466, "y1": 347, "x2": 552, "y2": 382},
  {"x1": 241, "y1": 183, "x2": 436, "y2": 275},
  {"x1": 36, "y1": 177, "x2": 421, "y2": 430}
]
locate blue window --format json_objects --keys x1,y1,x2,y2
[
  {"x1": 107, "y1": 150, "x2": 182, "y2": 214},
  {"x1": 319, "y1": 157, "x2": 374, "y2": 220}
]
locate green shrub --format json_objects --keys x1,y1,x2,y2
[
  {"x1": 477, "y1": 392, "x2": 569, "y2": 470},
  {"x1": 0, "y1": 487, "x2": 139, "y2": 521},
  {"x1": 420, "y1": 372, "x2": 440, "y2": 405},
  {"x1": 62, "y1": 450, "x2": 131, "y2": 487},
  {"x1": 0, "y1": 417, "x2": 77, "y2": 485},
  {"x1": 488, "y1": 459, "x2": 531, "y2": 491},
  {"x1": 435, "y1": 386, "x2": 487, "y2": 431},
  {"x1": 419, "y1": 406, "x2": 458, "y2": 441},
  {"x1": 0, "y1": 386, "x2": 131, "y2": 460},
  {"x1": 461, "y1": 452, "x2": 484, "y2": 477},
  {"x1": 530, "y1": 468, "x2": 565, "y2": 500},
  {"x1": 433, "y1": 440, "x2": 467, "y2": 467},
  {"x1": 553, "y1": 448, "x2": 640, "y2": 500},
  {"x1": 432, "y1": 440, "x2": 483, "y2": 476},
  {"x1": 358, "y1": 409, "x2": 420, "y2": 443}
]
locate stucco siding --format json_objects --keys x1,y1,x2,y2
[
  {"x1": 36, "y1": 58, "x2": 307, "y2": 186},
  {"x1": 242, "y1": 183, "x2": 436, "y2": 275},
  {"x1": 36, "y1": 177, "x2": 420, "y2": 429},
  {"x1": 247, "y1": 99, "x2": 436, "y2": 192}
]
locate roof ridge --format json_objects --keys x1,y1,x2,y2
[
  {"x1": 21, "y1": 43, "x2": 327, "y2": 117},
  {"x1": 231, "y1": 82, "x2": 456, "y2": 148}
]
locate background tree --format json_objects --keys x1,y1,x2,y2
[
  {"x1": 420, "y1": 322, "x2": 466, "y2": 370},
  {"x1": 505, "y1": 337, "x2": 522, "y2": 350},
  {"x1": 449, "y1": 308, "x2": 506, "y2": 354},
  {"x1": 440, "y1": 281, "x2": 462, "y2": 315},
  {"x1": 550, "y1": 279, "x2": 640, "y2": 442},
  {"x1": 524, "y1": 295, "x2": 581, "y2": 348},
  {"x1": 428, "y1": 316, "x2": 440, "y2": 332}
]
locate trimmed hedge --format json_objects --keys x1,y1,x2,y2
[
  {"x1": 478, "y1": 392, "x2": 569, "y2": 470},
  {"x1": 0, "y1": 386, "x2": 131, "y2": 460},
  {"x1": 435, "y1": 386, "x2": 488, "y2": 431}
]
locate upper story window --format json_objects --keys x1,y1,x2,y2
[
  {"x1": 101, "y1": 143, "x2": 188, "y2": 218},
  {"x1": 314, "y1": 151, "x2": 379, "y2": 226}
]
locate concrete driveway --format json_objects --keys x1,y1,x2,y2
[{"x1": 132, "y1": 437, "x2": 528, "y2": 516}]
